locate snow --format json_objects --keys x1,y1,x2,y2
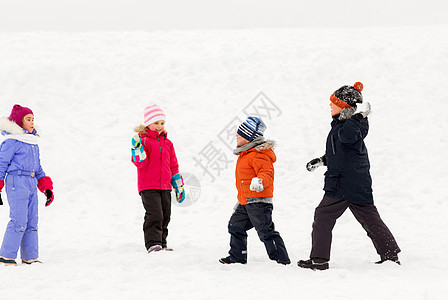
[
  {"x1": 0, "y1": 26, "x2": 447, "y2": 299},
  {"x1": 1, "y1": 0, "x2": 447, "y2": 31}
]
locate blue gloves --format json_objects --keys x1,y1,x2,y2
[
  {"x1": 171, "y1": 173, "x2": 185, "y2": 203},
  {"x1": 131, "y1": 134, "x2": 147, "y2": 162}
]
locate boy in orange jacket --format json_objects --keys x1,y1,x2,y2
[{"x1": 219, "y1": 117, "x2": 290, "y2": 265}]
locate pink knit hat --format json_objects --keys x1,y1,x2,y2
[
  {"x1": 144, "y1": 104, "x2": 166, "y2": 126},
  {"x1": 8, "y1": 104, "x2": 34, "y2": 128}
]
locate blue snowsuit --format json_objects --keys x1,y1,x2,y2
[{"x1": 0, "y1": 130, "x2": 46, "y2": 260}]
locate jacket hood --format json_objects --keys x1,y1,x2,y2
[
  {"x1": 134, "y1": 124, "x2": 167, "y2": 138},
  {"x1": 333, "y1": 107, "x2": 357, "y2": 121},
  {"x1": 0, "y1": 117, "x2": 39, "y2": 144},
  {"x1": 0, "y1": 117, "x2": 26, "y2": 135},
  {"x1": 234, "y1": 136, "x2": 275, "y2": 152},
  {"x1": 254, "y1": 140, "x2": 276, "y2": 162},
  {"x1": 254, "y1": 139, "x2": 276, "y2": 151},
  {"x1": 236, "y1": 139, "x2": 276, "y2": 162}
]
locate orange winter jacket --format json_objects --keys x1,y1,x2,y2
[{"x1": 235, "y1": 140, "x2": 276, "y2": 205}]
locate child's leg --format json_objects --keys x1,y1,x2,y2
[
  {"x1": 246, "y1": 203, "x2": 290, "y2": 264},
  {"x1": 0, "y1": 176, "x2": 30, "y2": 259},
  {"x1": 349, "y1": 203, "x2": 400, "y2": 260},
  {"x1": 310, "y1": 195, "x2": 349, "y2": 260},
  {"x1": 160, "y1": 191, "x2": 171, "y2": 248},
  {"x1": 227, "y1": 204, "x2": 253, "y2": 263},
  {"x1": 141, "y1": 190, "x2": 164, "y2": 250},
  {"x1": 20, "y1": 184, "x2": 39, "y2": 260}
]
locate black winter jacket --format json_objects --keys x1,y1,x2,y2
[{"x1": 323, "y1": 114, "x2": 373, "y2": 204}]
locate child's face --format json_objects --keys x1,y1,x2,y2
[
  {"x1": 147, "y1": 120, "x2": 165, "y2": 134},
  {"x1": 330, "y1": 102, "x2": 343, "y2": 116},
  {"x1": 236, "y1": 134, "x2": 249, "y2": 147},
  {"x1": 22, "y1": 114, "x2": 34, "y2": 132}
]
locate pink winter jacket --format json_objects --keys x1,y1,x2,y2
[{"x1": 132, "y1": 128, "x2": 179, "y2": 193}]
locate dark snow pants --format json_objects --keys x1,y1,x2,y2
[
  {"x1": 228, "y1": 203, "x2": 290, "y2": 264},
  {"x1": 310, "y1": 195, "x2": 400, "y2": 260},
  {"x1": 140, "y1": 190, "x2": 171, "y2": 250}
]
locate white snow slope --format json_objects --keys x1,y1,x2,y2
[{"x1": 0, "y1": 27, "x2": 447, "y2": 300}]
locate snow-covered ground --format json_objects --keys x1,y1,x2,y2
[{"x1": 0, "y1": 26, "x2": 447, "y2": 299}]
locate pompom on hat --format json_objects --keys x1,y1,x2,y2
[
  {"x1": 8, "y1": 104, "x2": 33, "y2": 128},
  {"x1": 330, "y1": 82, "x2": 364, "y2": 109},
  {"x1": 237, "y1": 116, "x2": 266, "y2": 142},
  {"x1": 144, "y1": 104, "x2": 166, "y2": 126}
]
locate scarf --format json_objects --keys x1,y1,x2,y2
[{"x1": 233, "y1": 136, "x2": 266, "y2": 155}]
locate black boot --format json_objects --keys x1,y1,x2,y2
[
  {"x1": 277, "y1": 259, "x2": 291, "y2": 265},
  {"x1": 219, "y1": 256, "x2": 246, "y2": 264},
  {"x1": 22, "y1": 259, "x2": 42, "y2": 265},
  {"x1": 0, "y1": 257, "x2": 17, "y2": 266},
  {"x1": 297, "y1": 258, "x2": 329, "y2": 270},
  {"x1": 375, "y1": 255, "x2": 401, "y2": 265}
]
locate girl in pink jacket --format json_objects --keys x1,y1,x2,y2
[{"x1": 131, "y1": 104, "x2": 184, "y2": 253}]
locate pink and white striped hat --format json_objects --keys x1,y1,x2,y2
[{"x1": 144, "y1": 104, "x2": 166, "y2": 126}]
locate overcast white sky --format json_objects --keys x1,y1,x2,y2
[{"x1": 0, "y1": 0, "x2": 446, "y2": 31}]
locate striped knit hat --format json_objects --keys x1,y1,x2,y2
[
  {"x1": 144, "y1": 104, "x2": 166, "y2": 126},
  {"x1": 237, "y1": 116, "x2": 266, "y2": 142}
]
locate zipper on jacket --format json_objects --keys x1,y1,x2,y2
[
  {"x1": 158, "y1": 135, "x2": 163, "y2": 188},
  {"x1": 331, "y1": 135, "x2": 336, "y2": 155}
]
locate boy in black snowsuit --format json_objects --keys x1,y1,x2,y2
[{"x1": 298, "y1": 82, "x2": 401, "y2": 270}]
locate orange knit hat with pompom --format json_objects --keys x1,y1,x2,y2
[{"x1": 330, "y1": 82, "x2": 364, "y2": 109}]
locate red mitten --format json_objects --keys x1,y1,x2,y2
[{"x1": 37, "y1": 176, "x2": 53, "y2": 193}]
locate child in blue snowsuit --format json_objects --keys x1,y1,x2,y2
[{"x1": 0, "y1": 105, "x2": 54, "y2": 266}]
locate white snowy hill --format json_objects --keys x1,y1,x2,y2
[{"x1": 0, "y1": 26, "x2": 447, "y2": 299}]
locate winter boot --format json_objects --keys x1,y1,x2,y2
[
  {"x1": 147, "y1": 245, "x2": 163, "y2": 253},
  {"x1": 219, "y1": 256, "x2": 236, "y2": 264},
  {"x1": 219, "y1": 256, "x2": 246, "y2": 264},
  {"x1": 375, "y1": 255, "x2": 401, "y2": 265},
  {"x1": 0, "y1": 257, "x2": 17, "y2": 266},
  {"x1": 297, "y1": 258, "x2": 329, "y2": 270},
  {"x1": 22, "y1": 259, "x2": 42, "y2": 265},
  {"x1": 277, "y1": 259, "x2": 291, "y2": 265}
]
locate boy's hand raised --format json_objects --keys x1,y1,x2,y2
[{"x1": 354, "y1": 102, "x2": 371, "y2": 119}]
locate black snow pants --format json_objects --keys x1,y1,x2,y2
[
  {"x1": 310, "y1": 195, "x2": 400, "y2": 260},
  {"x1": 141, "y1": 189, "x2": 171, "y2": 250},
  {"x1": 228, "y1": 203, "x2": 290, "y2": 264}
]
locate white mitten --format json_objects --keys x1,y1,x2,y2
[
  {"x1": 355, "y1": 102, "x2": 371, "y2": 118},
  {"x1": 250, "y1": 177, "x2": 263, "y2": 192}
]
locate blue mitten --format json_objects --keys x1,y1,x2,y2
[
  {"x1": 131, "y1": 134, "x2": 147, "y2": 162},
  {"x1": 171, "y1": 173, "x2": 185, "y2": 203}
]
